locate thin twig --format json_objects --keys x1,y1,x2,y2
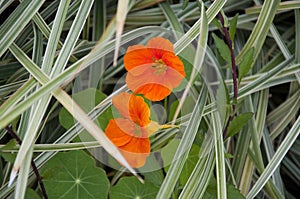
[
  {"x1": 5, "y1": 126, "x2": 48, "y2": 199},
  {"x1": 216, "y1": 12, "x2": 239, "y2": 138}
]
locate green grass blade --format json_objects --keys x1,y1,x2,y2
[
  {"x1": 179, "y1": 135, "x2": 215, "y2": 198},
  {"x1": 0, "y1": 0, "x2": 45, "y2": 57},
  {"x1": 42, "y1": 0, "x2": 71, "y2": 74},
  {"x1": 159, "y1": 2, "x2": 184, "y2": 39},
  {"x1": 247, "y1": 116, "x2": 300, "y2": 198},
  {"x1": 156, "y1": 85, "x2": 208, "y2": 199},
  {"x1": 174, "y1": 0, "x2": 227, "y2": 54},
  {"x1": 236, "y1": 0, "x2": 280, "y2": 63},
  {"x1": 113, "y1": 0, "x2": 130, "y2": 66},
  {"x1": 209, "y1": 91, "x2": 227, "y2": 199},
  {"x1": 50, "y1": 0, "x2": 94, "y2": 77},
  {"x1": 172, "y1": 3, "x2": 208, "y2": 123}
]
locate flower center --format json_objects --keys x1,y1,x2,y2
[{"x1": 152, "y1": 59, "x2": 167, "y2": 75}]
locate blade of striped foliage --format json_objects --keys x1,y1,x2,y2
[
  {"x1": 89, "y1": 0, "x2": 106, "y2": 88},
  {"x1": 209, "y1": 90, "x2": 227, "y2": 199},
  {"x1": 270, "y1": 96, "x2": 300, "y2": 140},
  {"x1": 14, "y1": 23, "x2": 44, "y2": 197},
  {"x1": 262, "y1": 129, "x2": 285, "y2": 194},
  {"x1": 50, "y1": 0, "x2": 93, "y2": 77},
  {"x1": 0, "y1": 0, "x2": 14, "y2": 14},
  {"x1": 15, "y1": 145, "x2": 34, "y2": 199},
  {"x1": 159, "y1": 2, "x2": 184, "y2": 39},
  {"x1": 156, "y1": 85, "x2": 208, "y2": 198},
  {"x1": 296, "y1": 9, "x2": 300, "y2": 63},
  {"x1": 173, "y1": 3, "x2": 208, "y2": 123},
  {"x1": 238, "y1": 58, "x2": 294, "y2": 98},
  {"x1": 235, "y1": 0, "x2": 280, "y2": 63},
  {"x1": 246, "y1": 116, "x2": 300, "y2": 199},
  {"x1": 179, "y1": 134, "x2": 215, "y2": 198},
  {"x1": 1, "y1": 141, "x2": 101, "y2": 152},
  {"x1": 0, "y1": 0, "x2": 45, "y2": 57},
  {"x1": 174, "y1": 0, "x2": 227, "y2": 54},
  {"x1": 42, "y1": 0, "x2": 71, "y2": 74},
  {"x1": 0, "y1": 78, "x2": 35, "y2": 116},
  {"x1": 245, "y1": 1, "x2": 300, "y2": 14},
  {"x1": 240, "y1": 94, "x2": 283, "y2": 198},
  {"x1": 113, "y1": 0, "x2": 130, "y2": 66}
]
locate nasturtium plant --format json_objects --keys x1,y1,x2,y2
[
  {"x1": 41, "y1": 150, "x2": 109, "y2": 199},
  {"x1": 110, "y1": 176, "x2": 159, "y2": 199},
  {"x1": 143, "y1": 169, "x2": 164, "y2": 188}
]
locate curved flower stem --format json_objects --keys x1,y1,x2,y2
[
  {"x1": 5, "y1": 126, "x2": 48, "y2": 199},
  {"x1": 216, "y1": 12, "x2": 239, "y2": 138}
]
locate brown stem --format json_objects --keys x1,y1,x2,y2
[
  {"x1": 216, "y1": 13, "x2": 239, "y2": 138},
  {"x1": 5, "y1": 126, "x2": 48, "y2": 199}
]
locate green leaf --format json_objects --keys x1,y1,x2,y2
[
  {"x1": 24, "y1": 188, "x2": 40, "y2": 199},
  {"x1": 229, "y1": 14, "x2": 239, "y2": 41},
  {"x1": 143, "y1": 169, "x2": 164, "y2": 188},
  {"x1": 238, "y1": 47, "x2": 254, "y2": 82},
  {"x1": 59, "y1": 88, "x2": 112, "y2": 131},
  {"x1": 226, "y1": 112, "x2": 254, "y2": 139},
  {"x1": 216, "y1": 81, "x2": 229, "y2": 125},
  {"x1": 0, "y1": 139, "x2": 17, "y2": 163},
  {"x1": 41, "y1": 150, "x2": 109, "y2": 199},
  {"x1": 212, "y1": 33, "x2": 231, "y2": 67},
  {"x1": 110, "y1": 176, "x2": 159, "y2": 199},
  {"x1": 227, "y1": 184, "x2": 245, "y2": 199}
]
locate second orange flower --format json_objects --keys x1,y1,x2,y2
[{"x1": 124, "y1": 37, "x2": 186, "y2": 101}]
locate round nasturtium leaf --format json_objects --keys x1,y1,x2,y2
[
  {"x1": 41, "y1": 150, "x2": 109, "y2": 199},
  {"x1": 110, "y1": 176, "x2": 159, "y2": 199}
]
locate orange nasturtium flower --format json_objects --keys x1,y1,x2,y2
[
  {"x1": 124, "y1": 37, "x2": 186, "y2": 101},
  {"x1": 105, "y1": 92, "x2": 160, "y2": 168}
]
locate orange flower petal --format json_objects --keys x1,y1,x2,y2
[
  {"x1": 119, "y1": 137, "x2": 150, "y2": 168},
  {"x1": 105, "y1": 119, "x2": 151, "y2": 168},
  {"x1": 140, "y1": 84, "x2": 172, "y2": 101},
  {"x1": 112, "y1": 92, "x2": 150, "y2": 126},
  {"x1": 126, "y1": 73, "x2": 172, "y2": 101},
  {"x1": 147, "y1": 37, "x2": 174, "y2": 59},
  {"x1": 123, "y1": 45, "x2": 153, "y2": 73},
  {"x1": 105, "y1": 119, "x2": 134, "y2": 147},
  {"x1": 126, "y1": 63, "x2": 185, "y2": 101},
  {"x1": 162, "y1": 52, "x2": 186, "y2": 78}
]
